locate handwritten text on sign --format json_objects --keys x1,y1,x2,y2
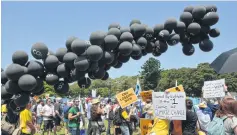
[
  {"x1": 152, "y1": 92, "x2": 186, "y2": 120},
  {"x1": 140, "y1": 118, "x2": 153, "y2": 135},
  {"x1": 116, "y1": 88, "x2": 138, "y2": 109},
  {"x1": 203, "y1": 79, "x2": 225, "y2": 98},
  {"x1": 140, "y1": 90, "x2": 153, "y2": 102}
]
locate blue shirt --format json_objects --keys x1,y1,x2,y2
[{"x1": 63, "y1": 105, "x2": 70, "y2": 114}]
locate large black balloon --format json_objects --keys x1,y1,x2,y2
[
  {"x1": 209, "y1": 28, "x2": 220, "y2": 38},
  {"x1": 54, "y1": 81, "x2": 69, "y2": 94},
  {"x1": 129, "y1": 19, "x2": 141, "y2": 26},
  {"x1": 1, "y1": 71, "x2": 8, "y2": 84},
  {"x1": 202, "y1": 12, "x2": 219, "y2": 26},
  {"x1": 136, "y1": 37, "x2": 147, "y2": 49},
  {"x1": 14, "y1": 93, "x2": 30, "y2": 107},
  {"x1": 184, "y1": 6, "x2": 194, "y2": 13},
  {"x1": 18, "y1": 74, "x2": 37, "y2": 91},
  {"x1": 104, "y1": 35, "x2": 119, "y2": 51},
  {"x1": 44, "y1": 55, "x2": 59, "y2": 69},
  {"x1": 155, "y1": 40, "x2": 168, "y2": 53},
  {"x1": 66, "y1": 36, "x2": 77, "y2": 51},
  {"x1": 187, "y1": 23, "x2": 201, "y2": 35},
  {"x1": 144, "y1": 27, "x2": 154, "y2": 41},
  {"x1": 192, "y1": 6, "x2": 206, "y2": 20},
  {"x1": 89, "y1": 31, "x2": 106, "y2": 45},
  {"x1": 167, "y1": 34, "x2": 180, "y2": 46},
  {"x1": 145, "y1": 42, "x2": 155, "y2": 53},
  {"x1": 158, "y1": 30, "x2": 170, "y2": 41},
  {"x1": 71, "y1": 69, "x2": 85, "y2": 81},
  {"x1": 5, "y1": 80, "x2": 22, "y2": 94},
  {"x1": 63, "y1": 52, "x2": 77, "y2": 68},
  {"x1": 153, "y1": 24, "x2": 164, "y2": 38},
  {"x1": 190, "y1": 34, "x2": 201, "y2": 44},
  {"x1": 12, "y1": 51, "x2": 28, "y2": 66},
  {"x1": 31, "y1": 78, "x2": 44, "y2": 93},
  {"x1": 182, "y1": 45, "x2": 195, "y2": 56},
  {"x1": 109, "y1": 59, "x2": 118, "y2": 67},
  {"x1": 57, "y1": 63, "x2": 69, "y2": 77},
  {"x1": 104, "y1": 65, "x2": 111, "y2": 71},
  {"x1": 200, "y1": 25, "x2": 211, "y2": 34},
  {"x1": 107, "y1": 28, "x2": 121, "y2": 39},
  {"x1": 31, "y1": 42, "x2": 48, "y2": 60},
  {"x1": 205, "y1": 5, "x2": 217, "y2": 13},
  {"x1": 120, "y1": 27, "x2": 131, "y2": 33},
  {"x1": 180, "y1": 12, "x2": 193, "y2": 26},
  {"x1": 118, "y1": 41, "x2": 133, "y2": 56},
  {"x1": 33, "y1": 87, "x2": 45, "y2": 96},
  {"x1": 113, "y1": 61, "x2": 123, "y2": 68},
  {"x1": 1, "y1": 86, "x2": 13, "y2": 100},
  {"x1": 102, "y1": 51, "x2": 114, "y2": 64},
  {"x1": 118, "y1": 54, "x2": 130, "y2": 63},
  {"x1": 86, "y1": 45, "x2": 103, "y2": 61},
  {"x1": 131, "y1": 44, "x2": 142, "y2": 56},
  {"x1": 180, "y1": 33, "x2": 190, "y2": 44},
  {"x1": 8, "y1": 100, "x2": 25, "y2": 113},
  {"x1": 101, "y1": 72, "x2": 109, "y2": 80},
  {"x1": 152, "y1": 50, "x2": 161, "y2": 57},
  {"x1": 131, "y1": 24, "x2": 146, "y2": 38},
  {"x1": 77, "y1": 77, "x2": 91, "y2": 88},
  {"x1": 71, "y1": 39, "x2": 90, "y2": 55},
  {"x1": 108, "y1": 23, "x2": 121, "y2": 30},
  {"x1": 164, "y1": 18, "x2": 177, "y2": 31},
  {"x1": 55, "y1": 48, "x2": 68, "y2": 62},
  {"x1": 93, "y1": 68, "x2": 106, "y2": 79},
  {"x1": 74, "y1": 56, "x2": 90, "y2": 71},
  {"x1": 5, "y1": 64, "x2": 25, "y2": 81},
  {"x1": 87, "y1": 62, "x2": 99, "y2": 72},
  {"x1": 174, "y1": 22, "x2": 186, "y2": 34},
  {"x1": 120, "y1": 32, "x2": 134, "y2": 43},
  {"x1": 131, "y1": 53, "x2": 142, "y2": 60},
  {"x1": 27, "y1": 61, "x2": 44, "y2": 77},
  {"x1": 45, "y1": 73, "x2": 59, "y2": 85},
  {"x1": 199, "y1": 39, "x2": 213, "y2": 52}
]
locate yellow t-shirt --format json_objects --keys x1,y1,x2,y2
[
  {"x1": 20, "y1": 109, "x2": 32, "y2": 134},
  {"x1": 148, "y1": 117, "x2": 169, "y2": 135}
]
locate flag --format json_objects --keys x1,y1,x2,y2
[
  {"x1": 135, "y1": 78, "x2": 141, "y2": 96},
  {"x1": 78, "y1": 95, "x2": 84, "y2": 114}
]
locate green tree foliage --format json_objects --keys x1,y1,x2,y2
[{"x1": 140, "y1": 57, "x2": 161, "y2": 91}]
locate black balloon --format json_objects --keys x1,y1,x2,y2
[
  {"x1": 200, "y1": 25, "x2": 211, "y2": 34},
  {"x1": 145, "y1": 42, "x2": 155, "y2": 53},
  {"x1": 54, "y1": 81, "x2": 69, "y2": 94},
  {"x1": 132, "y1": 24, "x2": 146, "y2": 38},
  {"x1": 93, "y1": 68, "x2": 106, "y2": 79},
  {"x1": 131, "y1": 53, "x2": 142, "y2": 60},
  {"x1": 5, "y1": 80, "x2": 22, "y2": 94},
  {"x1": 129, "y1": 19, "x2": 141, "y2": 26},
  {"x1": 109, "y1": 59, "x2": 118, "y2": 67},
  {"x1": 164, "y1": 18, "x2": 177, "y2": 31},
  {"x1": 192, "y1": 6, "x2": 206, "y2": 20},
  {"x1": 184, "y1": 6, "x2": 194, "y2": 13},
  {"x1": 55, "y1": 48, "x2": 68, "y2": 62},
  {"x1": 87, "y1": 62, "x2": 99, "y2": 72},
  {"x1": 71, "y1": 69, "x2": 85, "y2": 81},
  {"x1": 209, "y1": 28, "x2": 220, "y2": 38},
  {"x1": 180, "y1": 12, "x2": 193, "y2": 26},
  {"x1": 63, "y1": 52, "x2": 77, "y2": 68},
  {"x1": 144, "y1": 27, "x2": 154, "y2": 41},
  {"x1": 66, "y1": 36, "x2": 77, "y2": 51},
  {"x1": 118, "y1": 54, "x2": 130, "y2": 63},
  {"x1": 14, "y1": 93, "x2": 30, "y2": 107},
  {"x1": 74, "y1": 56, "x2": 90, "y2": 71},
  {"x1": 108, "y1": 23, "x2": 121, "y2": 30},
  {"x1": 31, "y1": 42, "x2": 48, "y2": 60},
  {"x1": 104, "y1": 65, "x2": 111, "y2": 71},
  {"x1": 113, "y1": 61, "x2": 123, "y2": 68},
  {"x1": 1, "y1": 71, "x2": 8, "y2": 84},
  {"x1": 1, "y1": 86, "x2": 13, "y2": 100},
  {"x1": 107, "y1": 28, "x2": 121, "y2": 39},
  {"x1": 158, "y1": 30, "x2": 170, "y2": 41},
  {"x1": 187, "y1": 23, "x2": 201, "y2": 35},
  {"x1": 101, "y1": 72, "x2": 109, "y2": 80},
  {"x1": 136, "y1": 37, "x2": 147, "y2": 49},
  {"x1": 152, "y1": 50, "x2": 161, "y2": 57},
  {"x1": 33, "y1": 87, "x2": 45, "y2": 96},
  {"x1": 182, "y1": 45, "x2": 195, "y2": 56},
  {"x1": 202, "y1": 12, "x2": 219, "y2": 26},
  {"x1": 118, "y1": 41, "x2": 133, "y2": 56},
  {"x1": 71, "y1": 39, "x2": 90, "y2": 55},
  {"x1": 199, "y1": 39, "x2": 213, "y2": 52},
  {"x1": 44, "y1": 55, "x2": 59, "y2": 69},
  {"x1": 89, "y1": 31, "x2": 106, "y2": 46},
  {"x1": 131, "y1": 44, "x2": 142, "y2": 56},
  {"x1": 86, "y1": 45, "x2": 103, "y2": 61},
  {"x1": 155, "y1": 40, "x2": 168, "y2": 53},
  {"x1": 57, "y1": 63, "x2": 69, "y2": 77},
  {"x1": 8, "y1": 100, "x2": 25, "y2": 112},
  {"x1": 167, "y1": 34, "x2": 180, "y2": 46},
  {"x1": 190, "y1": 34, "x2": 201, "y2": 44},
  {"x1": 27, "y1": 61, "x2": 44, "y2": 77},
  {"x1": 153, "y1": 24, "x2": 164, "y2": 38},
  {"x1": 142, "y1": 50, "x2": 147, "y2": 56},
  {"x1": 174, "y1": 21, "x2": 186, "y2": 34},
  {"x1": 45, "y1": 73, "x2": 59, "y2": 85},
  {"x1": 12, "y1": 51, "x2": 28, "y2": 66},
  {"x1": 120, "y1": 27, "x2": 131, "y2": 33},
  {"x1": 31, "y1": 78, "x2": 44, "y2": 93},
  {"x1": 180, "y1": 33, "x2": 190, "y2": 44},
  {"x1": 77, "y1": 77, "x2": 91, "y2": 88},
  {"x1": 5, "y1": 64, "x2": 25, "y2": 81},
  {"x1": 102, "y1": 51, "x2": 114, "y2": 64},
  {"x1": 120, "y1": 32, "x2": 134, "y2": 43},
  {"x1": 205, "y1": 5, "x2": 217, "y2": 13},
  {"x1": 104, "y1": 35, "x2": 119, "y2": 51},
  {"x1": 18, "y1": 74, "x2": 37, "y2": 91}
]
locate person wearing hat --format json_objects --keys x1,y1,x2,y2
[
  {"x1": 68, "y1": 99, "x2": 81, "y2": 135},
  {"x1": 143, "y1": 98, "x2": 154, "y2": 119}
]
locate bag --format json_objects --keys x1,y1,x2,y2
[
  {"x1": 113, "y1": 107, "x2": 123, "y2": 125},
  {"x1": 97, "y1": 121, "x2": 106, "y2": 132},
  {"x1": 108, "y1": 109, "x2": 114, "y2": 120},
  {"x1": 1, "y1": 115, "x2": 17, "y2": 135},
  {"x1": 64, "y1": 107, "x2": 71, "y2": 119},
  {"x1": 206, "y1": 116, "x2": 228, "y2": 135}
]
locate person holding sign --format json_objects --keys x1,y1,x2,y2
[{"x1": 143, "y1": 99, "x2": 154, "y2": 119}]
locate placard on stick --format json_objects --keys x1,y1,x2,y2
[
  {"x1": 203, "y1": 79, "x2": 225, "y2": 98},
  {"x1": 152, "y1": 92, "x2": 186, "y2": 120},
  {"x1": 140, "y1": 90, "x2": 153, "y2": 102},
  {"x1": 116, "y1": 88, "x2": 138, "y2": 109},
  {"x1": 140, "y1": 118, "x2": 153, "y2": 135}
]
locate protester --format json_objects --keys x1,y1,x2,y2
[
  {"x1": 129, "y1": 103, "x2": 139, "y2": 131},
  {"x1": 54, "y1": 99, "x2": 63, "y2": 134},
  {"x1": 105, "y1": 99, "x2": 112, "y2": 135},
  {"x1": 68, "y1": 99, "x2": 81, "y2": 135},
  {"x1": 36, "y1": 99, "x2": 44, "y2": 133},
  {"x1": 42, "y1": 98, "x2": 55, "y2": 135},
  {"x1": 143, "y1": 99, "x2": 154, "y2": 119},
  {"x1": 63, "y1": 102, "x2": 71, "y2": 135}
]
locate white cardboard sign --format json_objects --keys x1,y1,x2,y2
[{"x1": 203, "y1": 79, "x2": 225, "y2": 98}]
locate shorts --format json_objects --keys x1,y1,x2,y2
[
  {"x1": 44, "y1": 120, "x2": 54, "y2": 130},
  {"x1": 36, "y1": 116, "x2": 43, "y2": 124},
  {"x1": 54, "y1": 117, "x2": 61, "y2": 126}
]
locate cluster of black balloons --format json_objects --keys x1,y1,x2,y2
[{"x1": 1, "y1": 5, "x2": 220, "y2": 111}]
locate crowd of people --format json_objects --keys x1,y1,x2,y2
[{"x1": 1, "y1": 87, "x2": 237, "y2": 135}]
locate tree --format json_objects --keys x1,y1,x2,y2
[{"x1": 140, "y1": 57, "x2": 161, "y2": 91}]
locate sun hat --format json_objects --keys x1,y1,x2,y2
[{"x1": 92, "y1": 98, "x2": 100, "y2": 104}]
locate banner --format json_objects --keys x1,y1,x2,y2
[
  {"x1": 140, "y1": 90, "x2": 153, "y2": 102},
  {"x1": 92, "y1": 89, "x2": 97, "y2": 98},
  {"x1": 135, "y1": 78, "x2": 142, "y2": 96},
  {"x1": 203, "y1": 79, "x2": 225, "y2": 98},
  {"x1": 152, "y1": 92, "x2": 186, "y2": 120},
  {"x1": 140, "y1": 118, "x2": 153, "y2": 135},
  {"x1": 116, "y1": 88, "x2": 138, "y2": 109}
]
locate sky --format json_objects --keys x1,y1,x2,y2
[{"x1": 1, "y1": 1, "x2": 237, "y2": 79}]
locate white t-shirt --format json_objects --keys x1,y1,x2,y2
[
  {"x1": 105, "y1": 104, "x2": 111, "y2": 119},
  {"x1": 223, "y1": 116, "x2": 237, "y2": 135},
  {"x1": 36, "y1": 104, "x2": 43, "y2": 117},
  {"x1": 42, "y1": 104, "x2": 54, "y2": 120}
]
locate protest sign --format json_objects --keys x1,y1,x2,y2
[
  {"x1": 92, "y1": 89, "x2": 97, "y2": 98},
  {"x1": 140, "y1": 118, "x2": 153, "y2": 135},
  {"x1": 203, "y1": 79, "x2": 225, "y2": 98},
  {"x1": 140, "y1": 90, "x2": 153, "y2": 102},
  {"x1": 152, "y1": 92, "x2": 186, "y2": 120},
  {"x1": 167, "y1": 85, "x2": 184, "y2": 92},
  {"x1": 116, "y1": 88, "x2": 138, "y2": 108}
]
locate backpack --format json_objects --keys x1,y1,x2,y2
[
  {"x1": 206, "y1": 116, "x2": 228, "y2": 135},
  {"x1": 113, "y1": 107, "x2": 123, "y2": 125},
  {"x1": 64, "y1": 107, "x2": 71, "y2": 119}
]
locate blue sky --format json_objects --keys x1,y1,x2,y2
[{"x1": 1, "y1": 1, "x2": 237, "y2": 78}]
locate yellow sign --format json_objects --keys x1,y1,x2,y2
[
  {"x1": 140, "y1": 90, "x2": 153, "y2": 102},
  {"x1": 140, "y1": 118, "x2": 153, "y2": 135},
  {"x1": 167, "y1": 85, "x2": 184, "y2": 92},
  {"x1": 116, "y1": 88, "x2": 138, "y2": 109}
]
